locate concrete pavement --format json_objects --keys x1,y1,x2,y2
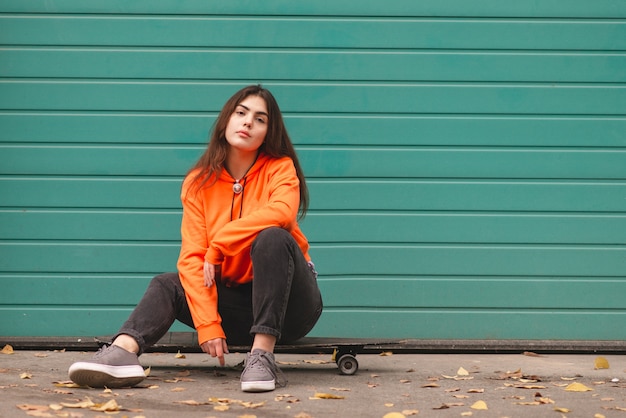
[{"x1": 1, "y1": 346, "x2": 625, "y2": 418}]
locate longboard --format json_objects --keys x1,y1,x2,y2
[{"x1": 96, "y1": 336, "x2": 405, "y2": 376}]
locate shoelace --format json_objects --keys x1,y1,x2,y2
[
  {"x1": 247, "y1": 351, "x2": 287, "y2": 387},
  {"x1": 93, "y1": 344, "x2": 112, "y2": 359}
]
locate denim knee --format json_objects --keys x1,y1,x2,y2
[{"x1": 252, "y1": 227, "x2": 291, "y2": 254}]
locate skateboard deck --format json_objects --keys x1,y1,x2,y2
[{"x1": 96, "y1": 336, "x2": 405, "y2": 375}]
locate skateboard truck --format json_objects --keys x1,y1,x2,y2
[{"x1": 332, "y1": 344, "x2": 363, "y2": 375}]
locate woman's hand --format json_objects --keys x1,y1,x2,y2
[
  {"x1": 200, "y1": 338, "x2": 229, "y2": 366},
  {"x1": 203, "y1": 261, "x2": 217, "y2": 287}
]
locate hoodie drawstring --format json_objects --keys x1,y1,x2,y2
[{"x1": 230, "y1": 176, "x2": 247, "y2": 221}]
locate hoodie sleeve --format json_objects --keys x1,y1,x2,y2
[
  {"x1": 177, "y1": 175, "x2": 226, "y2": 345},
  {"x1": 205, "y1": 157, "x2": 302, "y2": 264}
]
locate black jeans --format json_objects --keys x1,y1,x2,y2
[{"x1": 116, "y1": 227, "x2": 323, "y2": 354}]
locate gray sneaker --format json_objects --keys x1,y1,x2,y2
[
  {"x1": 240, "y1": 349, "x2": 286, "y2": 392},
  {"x1": 68, "y1": 344, "x2": 146, "y2": 388}
]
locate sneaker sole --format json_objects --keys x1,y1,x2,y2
[
  {"x1": 69, "y1": 362, "x2": 146, "y2": 388},
  {"x1": 241, "y1": 379, "x2": 276, "y2": 392}
]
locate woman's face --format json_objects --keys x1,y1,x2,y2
[{"x1": 225, "y1": 95, "x2": 268, "y2": 155}]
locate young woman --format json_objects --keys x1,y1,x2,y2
[{"x1": 68, "y1": 85, "x2": 323, "y2": 393}]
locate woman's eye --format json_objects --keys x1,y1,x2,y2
[{"x1": 256, "y1": 118, "x2": 266, "y2": 123}]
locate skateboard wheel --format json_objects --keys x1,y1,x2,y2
[{"x1": 337, "y1": 354, "x2": 358, "y2": 375}]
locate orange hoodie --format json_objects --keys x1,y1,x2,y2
[{"x1": 176, "y1": 152, "x2": 311, "y2": 345}]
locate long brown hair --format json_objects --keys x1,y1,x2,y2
[{"x1": 187, "y1": 85, "x2": 309, "y2": 218}]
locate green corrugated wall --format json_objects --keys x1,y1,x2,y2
[{"x1": 1, "y1": 1, "x2": 625, "y2": 341}]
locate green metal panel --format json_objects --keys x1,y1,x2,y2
[
  {"x1": 5, "y1": 49, "x2": 626, "y2": 83},
  {"x1": 2, "y1": 0, "x2": 625, "y2": 18},
  {"x1": 2, "y1": 82, "x2": 625, "y2": 115},
  {"x1": 1, "y1": 1, "x2": 624, "y2": 342},
  {"x1": 2, "y1": 113, "x2": 624, "y2": 146},
  {"x1": 2, "y1": 17, "x2": 626, "y2": 50}
]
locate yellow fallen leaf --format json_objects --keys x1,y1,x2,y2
[
  {"x1": 461, "y1": 413, "x2": 473, "y2": 417},
  {"x1": 470, "y1": 400, "x2": 488, "y2": 410},
  {"x1": 1, "y1": 344, "x2": 14, "y2": 354},
  {"x1": 53, "y1": 380, "x2": 81, "y2": 388},
  {"x1": 385, "y1": 402, "x2": 394, "y2": 407},
  {"x1": 90, "y1": 399, "x2": 120, "y2": 412},
  {"x1": 171, "y1": 387, "x2": 186, "y2": 392},
  {"x1": 594, "y1": 356, "x2": 609, "y2": 369},
  {"x1": 402, "y1": 410, "x2": 419, "y2": 416},
  {"x1": 61, "y1": 398, "x2": 96, "y2": 408},
  {"x1": 303, "y1": 359, "x2": 330, "y2": 364},
  {"x1": 20, "y1": 372, "x2": 32, "y2": 379},
  {"x1": 457, "y1": 367, "x2": 469, "y2": 376},
  {"x1": 213, "y1": 405, "x2": 229, "y2": 411},
  {"x1": 144, "y1": 366, "x2": 151, "y2": 376},
  {"x1": 240, "y1": 401, "x2": 266, "y2": 409},
  {"x1": 516, "y1": 384, "x2": 546, "y2": 389},
  {"x1": 467, "y1": 388, "x2": 484, "y2": 393},
  {"x1": 383, "y1": 413, "x2": 406, "y2": 418},
  {"x1": 380, "y1": 351, "x2": 393, "y2": 356},
  {"x1": 554, "y1": 407, "x2": 571, "y2": 413},
  {"x1": 174, "y1": 351, "x2": 186, "y2": 359},
  {"x1": 421, "y1": 382, "x2": 440, "y2": 388},
  {"x1": 565, "y1": 382, "x2": 593, "y2": 392},
  {"x1": 537, "y1": 397, "x2": 555, "y2": 404},
  {"x1": 174, "y1": 400, "x2": 206, "y2": 406},
  {"x1": 49, "y1": 403, "x2": 63, "y2": 411},
  {"x1": 310, "y1": 392, "x2": 345, "y2": 399},
  {"x1": 595, "y1": 414, "x2": 606, "y2": 418}
]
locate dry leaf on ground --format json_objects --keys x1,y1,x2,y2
[
  {"x1": 594, "y1": 357, "x2": 610, "y2": 369},
  {"x1": 565, "y1": 382, "x2": 593, "y2": 392},
  {"x1": 1, "y1": 344, "x2": 14, "y2": 354},
  {"x1": 310, "y1": 392, "x2": 345, "y2": 400},
  {"x1": 433, "y1": 402, "x2": 464, "y2": 409},
  {"x1": 470, "y1": 400, "x2": 488, "y2": 410},
  {"x1": 383, "y1": 413, "x2": 406, "y2": 418},
  {"x1": 174, "y1": 399, "x2": 209, "y2": 406},
  {"x1": 91, "y1": 399, "x2": 121, "y2": 412},
  {"x1": 457, "y1": 367, "x2": 469, "y2": 376}
]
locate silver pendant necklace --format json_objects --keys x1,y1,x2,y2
[{"x1": 233, "y1": 180, "x2": 243, "y2": 194}]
